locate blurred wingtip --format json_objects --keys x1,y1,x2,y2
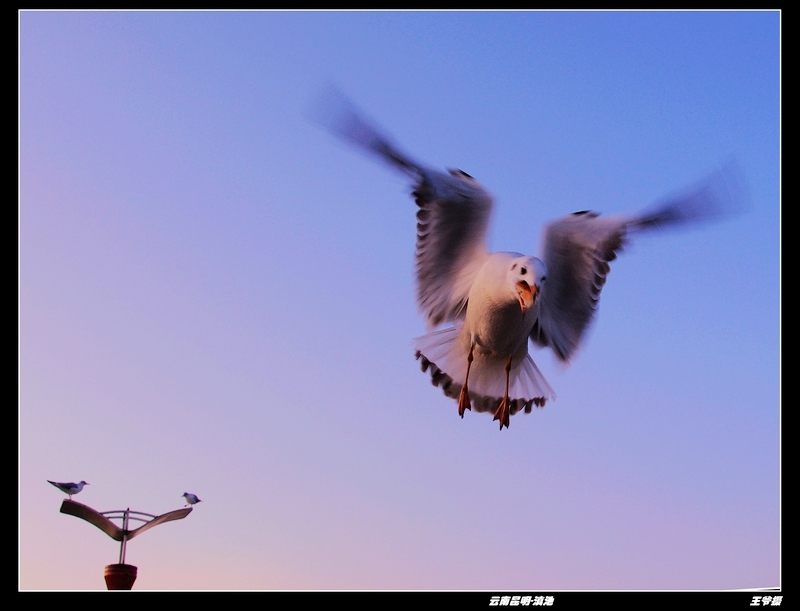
[
  {"x1": 636, "y1": 158, "x2": 750, "y2": 231},
  {"x1": 306, "y1": 82, "x2": 354, "y2": 136},
  {"x1": 308, "y1": 83, "x2": 385, "y2": 151},
  {"x1": 714, "y1": 156, "x2": 751, "y2": 217},
  {"x1": 308, "y1": 83, "x2": 421, "y2": 177}
]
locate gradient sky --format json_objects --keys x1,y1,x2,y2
[{"x1": 20, "y1": 11, "x2": 780, "y2": 590}]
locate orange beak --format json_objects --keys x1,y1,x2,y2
[{"x1": 516, "y1": 281, "x2": 538, "y2": 315}]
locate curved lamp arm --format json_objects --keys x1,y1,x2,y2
[{"x1": 59, "y1": 499, "x2": 192, "y2": 564}]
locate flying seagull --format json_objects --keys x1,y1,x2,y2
[
  {"x1": 182, "y1": 493, "x2": 201, "y2": 506},
  {"x1": 48, "y1": 480, "x2": 89, "y2": 499},
  {"x1": 317, "y1": 93, "x2": 741, "y2": 430}
]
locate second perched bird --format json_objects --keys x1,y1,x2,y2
[
  {"x1": 48, "y1": 480, "x2": 89, "y2": 500},
  {"x1": 182, "y1": 492, "x2": 201, "y2": 506},
  {"x1": 319, "y1": 93, "x2": 741, "y2": 429}
]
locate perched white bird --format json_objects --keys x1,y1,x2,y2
[
  {"x1": 48, "y1": 480, "x2": 89, "y2": 499},
  {"x1": 318, "y1": 93, "x2": 741, "y2": 429},
  {"x1": 182, "y1": 492, "x2": 201, "y2": 506}
]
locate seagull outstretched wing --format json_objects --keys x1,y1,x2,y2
[
  {"x1": 532, "y1": 163, "x2": 743, "y2": 362},
  {"x1": 316, "y1": 91, "x2": 493, "y2": 327}
]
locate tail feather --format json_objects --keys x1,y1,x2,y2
[{"x1": 414, "y1": 327, "x2": 554, "y2": 418}]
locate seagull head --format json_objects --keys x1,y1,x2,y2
[{"x1": 507, "y1": 255, "x2": 547, "y2": 316}]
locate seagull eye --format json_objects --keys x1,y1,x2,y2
[
  {"x1": 541, "y1": 276, "x2": 546, "y2": 282},
  {"x1": 520, "y1": 267, "x2": 527, "y2": 275}
]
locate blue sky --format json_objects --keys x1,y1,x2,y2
[{"x1": 20, "y1": 11, "x2": 779, "y2": 590}]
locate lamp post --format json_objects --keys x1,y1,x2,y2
[{"x1": 58, "y1": 499, "x2": 192, "y2": 590}]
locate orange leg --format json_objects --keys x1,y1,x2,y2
[
  {"x1": 493, "y1": 355, "x2": 513, "y2": 430},
  {"x1": 457, "y1": 344, "x2": 475, "y2": 418}
]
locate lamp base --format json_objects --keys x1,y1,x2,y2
[{"x1": 104, "y1": 563, "x2": 137, "y2": 590}]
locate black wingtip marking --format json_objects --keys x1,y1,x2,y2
[{"x1": 448, "y1": 168, "x2": 474, "y2": 179}]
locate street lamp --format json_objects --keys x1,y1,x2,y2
[{"x1": 59, "y1": 499, "x2": 192, "y2": 590}]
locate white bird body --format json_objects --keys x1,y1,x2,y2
[
  {"x1": 182, "y1": 492, "x2": 201, "y2": 506},
  {"x1": 318, "y1": 92, "x2": 740, "y2": 429},
  {"x1": 464, "y1": 253, "x2": 543, "y2": 358},
  {"x1": 415, "y1": 253, "x2": 554, "y2": 421},
  {"x1": 48, "y1": 480, "x2": 88, "y2": 499}
]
